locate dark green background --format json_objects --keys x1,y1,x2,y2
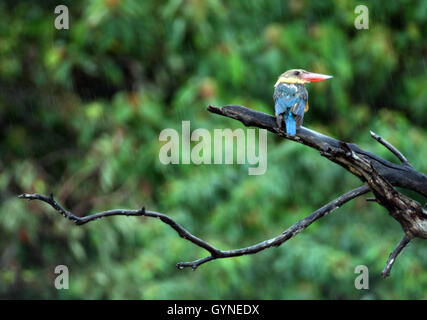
[{"x1": 0, "y1": 0, "x2": 426, "y2": 299}]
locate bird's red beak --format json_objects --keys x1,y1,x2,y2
[{"x1": 301, "y1": 72, "x2": 333, "y2": 82}]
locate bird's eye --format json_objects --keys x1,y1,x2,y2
[{"x1": 294, "y1": 71, "x2": 300, "y2": 76}]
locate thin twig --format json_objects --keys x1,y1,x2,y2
[
  {"x1": 381, "y1": 235, "x2": 411, "y2": 278},
  {"x1": 370, "y1": 131, "x2": 411, "y2": 166},
  {"x1": 19, "y1": 185, "x2": 369, "y2": 270},
  {"x1": 18, "y1": 193, "x2": 220, "y2": 256}
]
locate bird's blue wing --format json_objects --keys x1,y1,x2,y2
[{"x1": 291, "y1": 99, "x2": 306, "y2": 129}]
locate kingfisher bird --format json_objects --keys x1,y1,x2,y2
[{"x1": 273, "y1": 69, "x2": 332, "y2": 135}]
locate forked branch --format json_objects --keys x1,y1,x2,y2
[
  {"x1": 19, "y1": 104, "x2": 427, "y2": 277},
  {"x1": 206, "y1": 105, "x2": 427, "y2": 276},
  {"x1": 19, "y1": 185, "x2": 370, "y2": 270}
]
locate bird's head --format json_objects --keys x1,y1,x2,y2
[{"x1": 275, "y1": 69, "x2": 333, "y2": 86}]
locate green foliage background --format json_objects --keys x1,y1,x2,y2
[{"x1": 0, "y1": 0, "x2": 426, "y2": 299}]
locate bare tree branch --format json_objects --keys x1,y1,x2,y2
[
  {"x1": 381, "y1": 235, "x2": 411, "y2": 278},
  {"x1": 18, "y1": 193, "x2": 220, "y2": 256},
  {"x1": 206, "y1": 104, "x2": 427, "y2": 275},
  {"x1": 18, "y1": 193, "x2": 144, "y2": 225},
  {"x1": 370, "y1": 131, "x2": 411, "y2": 166},
  {"x1": 18, "y1": 104, "x2": 427, "y2": 277},
  {"x1": 207, "y1": 105, "x2": 427, "y2": 199},
  {"x1": 19, "y1": 185, "x2": 370, "y2": 270}
]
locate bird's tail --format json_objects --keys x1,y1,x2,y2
[{"x1": 285, "y1": 113, "x2": 296, "y2": 135}]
